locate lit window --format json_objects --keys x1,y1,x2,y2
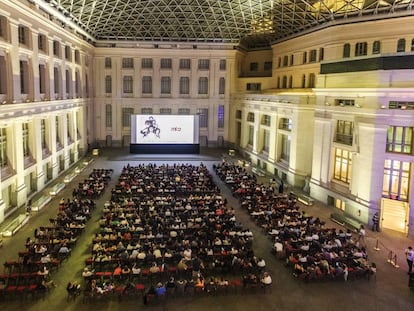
[
  {"x1": 383, "y1": 159, "x2": 410, "y2": 201},
  {"x1": 387, "y1": 126, "x2": 413, "y2": 154},
  {"x1": 333, "y1": 148, "x2": 352, "y2": 184},
  {"x1": 217, "y1": 105, "x2": 224, "y2": 128}
]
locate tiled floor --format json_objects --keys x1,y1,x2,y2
[{"x1": 0, "y1": 147, "x2": 413, "y2": 311}]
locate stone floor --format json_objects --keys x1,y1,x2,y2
[{"x1": 0, "y1": 147, "x2": 413, "y2": 311}]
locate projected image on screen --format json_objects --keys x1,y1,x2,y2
[
  {"x1": 131, "y1": 115, "x2": 199, "y2": 144},
  {"x1": 140, "y1": 116, "x2": 161, "y2": 138}
]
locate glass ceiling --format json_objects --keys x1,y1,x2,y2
[{"x1": 33, "y1": 0, "x2": 414, "y2": 48}]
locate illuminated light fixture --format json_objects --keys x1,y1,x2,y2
[
  {"x1": 401, "y1": 105, "x2": 407, "y2": 110},
  {"x1": 380, "y1": 105, "x2": 387, "y2": 109}
]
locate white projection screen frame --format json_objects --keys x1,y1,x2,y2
[{"x1": 130, "y1": 114, "x2": 200, "y2": 154}]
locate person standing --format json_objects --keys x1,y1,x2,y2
[
  {"x1": 405, "y1": 246, "x2": 414, "y2": 274},
  {"x1": 372, "y1": 212, "x2": 380, "y2": 232},
  {"x1": 358, "y1": 225, "x2": 366, "y2": 247}
]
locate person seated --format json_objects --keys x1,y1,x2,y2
[
  {"x1": 195, "y1": 276, "x2": 205, "y2": 290},
  {"x1": 121, "y1": 265, "x2": 131, "y2": 277},
  {"x1": 149, "y1": 262, "x2": 160, "y2": 274},
  {"x1": 113, "y1": 265, "x2": 122, "y2": 277},
  {"x1": 155, "y1": 282, "x2": 166, "y2": 296},
  {"x1": 66, "y1": 280, "x2": 81, "y2": 295},
  {"x1": 58, "y1": 243, "x2": 71, "y2": 255},
  {"x1": 261, "y1": 272, "x2": 272, "y2": 286},
  {"x1": 82, "y1": 267, "x2": 94, "y2": 278}
]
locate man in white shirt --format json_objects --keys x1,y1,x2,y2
[{"x1": 405, "y1": 246, "x2": 414, "y2": 274}]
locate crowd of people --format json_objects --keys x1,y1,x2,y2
[
  {"x1": 214, "y1": 162, "x2": 375, "y2": 282},
  {"x1": 1, "y1": 168, "x2": 112, "y2": 300},
  {"x1": 82, "y1": 163, "x2": 271, "y2": 301}
]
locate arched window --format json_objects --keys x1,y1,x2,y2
[
  {"x1": 372, "y1": 41, "x2": 381, "y2": 54},
  {"x1": 397, "y1": 38, "x2": 406, "y2": 53},
  {"x1": 343, "y1": 43, "x2": 351, "y2": 58}
]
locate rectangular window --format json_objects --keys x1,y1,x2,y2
[
  {"x1": 250, "y1": 62, "x2": 259, "y2": 71},
  {"x1": 179, "y1": 77, "x2": 190, "y2": 95},
  {"x1": 247, "y1": 112, "x2": 255, "y2": 122},
  {"x1": 105, "y1": 57, "x2": 112, "y2": 69},
  {"x1": 179, "y1": 59, "x2": 191, "y2": 70},
  {"x1": 22, "y1": 123, "x2": 29, "y2": 157},
  {"x1": 105, "y1": 76, "x2": 112, "y2": 93},
  {"x1": 279, "y1": 118, "x2": 292, "y2": 131},
  {"x1": 39, "y1": 64, "x2": 46, "y2": 94},
  {"x1": 38, "y1": 34, "x2": 47, "y2": 53},
  {"x1": 0, "y1": 128, "x2": 7, "y2": 167},
  {"x1": 335, "y1": 120, "x2": 354, "y2": 145},
  {"x1": 122, "y1": 58, "x2": 134, "y2": 69},
  {"x1": 263, "y1": 129, "x2": 270, "y2": 153},
  {"x1": 105, "y1": 104, "x2": 112, "y2": 128},
  {"x1": 303, "y1": 52, "x2": 307, "y2": 64},
  {"x1": 53, "y1": 41, "x2": 60, "y2": 57},
  {"x1": 178, "y1": 108, "x2": 190, "y2": 115},
  {"x1": 219, "y1": 77, "x2": 225, "y2": 95},
  {"x1": 56, "y1": 116, "x2": 61, "y2": 145},
  {"x1": 198, "y1": 77, "x2": 208, "y2": 95},
  {"x1": 281, "y1": 134, "x2": 291, "y2": 162},
  {"x1": 161, "y1": 76, "x2": 171, "y2": 94},
  {"x1": 123, "y1": 76, "x2": 133, "y2": 94},
  {"x1": 54, "y1": 67, "x2": 60, "y2": 94},
  {"x1": 264, "y1": 61, "x2": 272, "y2": 71},
  {"x1": 236, "y1": 110, "x2": 242, "y2": 119},
  {"x1": 122, "y1": 108, "x2": 134, "y2": 127},
  {"x1": 248, "y1": 125, "x2": 254, "y2": 145},
  {"x1": 67, "y1": 113, "x2": 72, "y2": 143},
  {"x1": 160, "y1": 58, "x2": 172, "y2": 69},
  {"x1": 198, "y1": 108, "x2": 208, "y2": 127},
  {"x1": 281, "y1": 56, "x2": 287, "y2": 67},
  {"x1": 387, "y1": 126, "x2": 413, "y2": 154},
  {"x1": 336, "y1": 99, "x2": 355, "y2": 106},
  {"x1": 319, "y1": 48, "x2": 324, "y2": 61},
  {"x1": 218, "y1": 105, "x2": 224, "y2": 129},
  {"x1": 246, "y1": 83, "x2": 261, "y2": 91},
  {"x1": 160, "y1": 108, "x2": 172, "y2": 115},
  {"x1": 65, "y1": 46, "x2": 71, "y2": 60},
  {"x1": 309, "y1": 49, "x2": 317, "y2": 62},
  {"x1": 219, "y1": 59, "x2": 226, "y2": 71},
  {"x1": 383, "y1": 159, "x2": 410, "y2": 201},
  {"x1": 334, "y1": 148, "x2": 352, "y2": 184},
  {"x1": 141, "y1": 108, "x2": 153, "y2": 114},
  {"x1": 355, "y1": 42, "x2": 368, "y2": 56},
  {"x1": 335, "y1": 198, "x2": 345, "y2": 211},
  {"x1": 389, "y1": 101, "x2": 414, "y2": 110},
  {"x1": 198, "y1": 59, "x2": 210, "y2": 70},
  {"x1": 261, "y1": 115, "x2": 271, "y2": 126},
  {"x1": 142, "y1": 76, "x2": 152, "y2": 94},
  {"x1": 18, "y1": 25, "x2": 28, "y2": 45},
  {"x1": 74, "y1": 50, "x2": 81, "y2": 64},
  {"x1": 142, "y1": 58, "x2": 153, "y2": 69},
  {"x1": 20, "y1": 60, "x2": 28, "y2": 94}
]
